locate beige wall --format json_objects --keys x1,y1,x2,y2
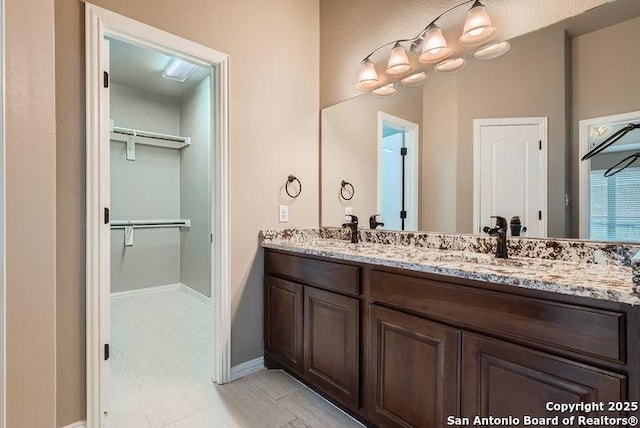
[
  {"x1": 55, "y1": 0, "x2": 319, "y2": 426},
  {"x1": 321, "y1": 88, "x2": 423, "y2": 227},
  {"x1": 319, "y1": 0, "x2": 609, "y2": 108},
  {"x1": 6, "y1": 0, "x2": 58, "y2": 426},
  {"x1": 571, "y1": 16, "x2": 640, "y2": 236}
]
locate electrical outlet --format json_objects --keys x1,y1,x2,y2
[{"x1": 279, "y1": 205, "x2": 289, "y2": 222}]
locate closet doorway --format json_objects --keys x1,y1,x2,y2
[{"x1": 86, "y1": 5, "x2": 231, "y2": 428}]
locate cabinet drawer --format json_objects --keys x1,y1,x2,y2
[
  {"x1": 266, "y1": 251, "x2": 360, "y2": 296},
  {"x1": 370, "y1": 270, "x2": 625, "y2": 363}
]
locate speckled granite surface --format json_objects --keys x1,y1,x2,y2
[
  {"x1": 260, "y1": 228, "x2": 640, "y2": 305},
  {"x1": 633, "y1": 253, "x2": 640, "y2": 294}
]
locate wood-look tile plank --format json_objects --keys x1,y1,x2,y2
[
  {"x1": 278, "y1": 388, "x2": 364, "y2": 428},
  {"x1": 280, "y1": 418, "x2": 311, "y2": 428},
  {"x1": 247, "y1": 369, "x2": 305, "y2": 400}
]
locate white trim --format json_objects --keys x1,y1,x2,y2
[
  {"x1": 110, "y1": 283, "x2": 180, "y2": 298},
  {"x1": 61, "y1": 422, "x2": 87, "y2": 428},
  {"x1": 0, "y1": 0, "x2": 5, "y2": 424},
  {"x1": 85, "y1": 4, "x2": 231, "y2": 428},
  {"x1": 377, "y1": 111, "x2": 420, "y2": 231},
  {"x1": 179, "y1": 283, "x2": 212, "y2": 305},
  {"x1": 230, "y1": 357, "x2": 264, "y2": 382},
  {"x1": 578, "y1": 110, "x2": 640, "y2": 239},
  {"x1": 473, "y1": 117, "x2": 548, "y2": 237}
]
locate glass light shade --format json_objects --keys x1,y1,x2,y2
[
  {"x1": 419, "y1": 25, "x2": 452, "y2": 63},
  {"x1": 459, "y1": 2, "x2": 497, "y2": 46},
  {"x1": 371, "y1": 83, "x2": 397, "y2": 98},
  {"x1": 356, "y1": 60, "x2": 380, "y2": 90},
  {"x1": 386, "y1": 43, "x2": 411, "y2": 76},
  {"x1": 434, "y1": 57, "x2": 465, "y2": 74},
  {"x1": 401, "y1": 72, "x2": 428, "y2": 87},
  {"x1": 473, "y1": 41, "x2": 510, "y2": 60}
]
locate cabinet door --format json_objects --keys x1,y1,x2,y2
[
  {"x1": 304, "y1": 286, "x2": 359, "y2": 410},
  {"x1": 462, "y1": 333, "x2": 626, "y2": 420},
  {"x1": 265, "y1": 276, "x2": 304, "y2": 376},
  {"x1": 367, "y1": 305, "x2": 460, "y2": 428}
]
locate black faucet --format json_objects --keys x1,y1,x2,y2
[
  {"x1": 342, "y1": 214, "x2": 359, "y2": 243},
  {"x1": 483, "y1": 216, "x2": 509, "y2": 259},
  {"x1": 369, "y1": 214, "x2": 384, "y2": 230}
]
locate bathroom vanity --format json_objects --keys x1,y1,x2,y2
[{"x1": 262, "y1": 229, "x2": 640, "y2": 427}]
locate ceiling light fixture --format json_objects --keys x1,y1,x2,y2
[
  {"x1": 162, "y1": 58, "x2": 199, "y2": 83},
  {"x1": 473, "y1": 41, "x2": 511, "y2": 60},
  {"x1": 355, "y1": 0, "x2": 504, "y2": 96}
]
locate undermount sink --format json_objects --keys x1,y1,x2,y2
[{"x1": 432, "y1": 252, "x2": 555, "y2": 271}]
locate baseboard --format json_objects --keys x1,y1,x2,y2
[
  {"x1": 60, "y1": 421, "x2": 86, "y2": 428},
  {"x1": 110, "y1": 283, "x2": 180, "y2": 298},
  {"x1": 230, "y1": 356, "x2": 264, "y2": 381},
  {"x1": 178, "y1": 283, "x2": 212, "y2": 305}
]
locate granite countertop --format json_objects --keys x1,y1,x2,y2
[{"x1": 261, "y1": 233, "x2": 640, "y2": 306}]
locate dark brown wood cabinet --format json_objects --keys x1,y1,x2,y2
[
  {"x1": 264, "y1": 249, "x2": 638, "y2": 428},
  {"x1": 461, "y1": 333, "x2": 626, "y2": 420},
  {"x1": 264, "y1": 275, "x2": 304, "y2": 376},
  {"x1": 367, "y1": 305, "x2": 459, "y2": 428},
  {"x1": 304, "y1": 286, "x2": 359, "y2": 410}
]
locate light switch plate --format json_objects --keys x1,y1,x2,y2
[{"x1": 279, "y1": 205, "x2": 289, "y2": 222}]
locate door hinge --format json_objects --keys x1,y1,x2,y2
[
  {"x1": 400, "y1": 210, "x2": 407, "y2": 219},
  {"x1": 400, "y1": 147, "x2": 408, "y2": 156},
  {"x1": 210, "y1": 233, "x2": 213, "y2": 243},
  {"x1": 104, "y1": 207, "x2": 110, "y2": 225},
  {"x1": 104, "y1": 343, "x2": 110, "y2": 361},
  {"x1": 539, "y1": 210, "x2": 542, "y2": 220},
  {"x1": 539, "y1": 140, "x2": 542, "y2": 150},
  {"x1": 103, "y1": 71, "x2": 109, "y2": 88}
]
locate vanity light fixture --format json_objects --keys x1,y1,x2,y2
[
  {"x1": 401, "y1": 71, "x2": 428, "y2": 87},
  {"x1": 372, "y1": 83, "x2": 397, "y2": 98},
  {"x1": 434, "y1": 57, "x2": 466, "y2": 73},
  {"x1": 162, "y1": 58, "x2": 199, "y2": 83},
  {"x1": 473, "y1": 41, "x2": 510, "y2": 60},
  {"x1": 355, "y1": 0, "x2": 503, "y2": 96}
]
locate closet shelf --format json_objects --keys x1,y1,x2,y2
[
  {"x1": 110, "y1": 122, "x2": 191, "y2": 161},
  {"x1": 110, "y1": 219, "x2": 191, "y2": 229}
]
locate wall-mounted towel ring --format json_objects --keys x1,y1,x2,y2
[
  {"x1": 285, "y1": 175, "x2": 302, "y2": 198},
  {"x1": 340, "y1": 180, "x2": 355, "y2": 201}
]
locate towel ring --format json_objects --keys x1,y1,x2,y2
[
  {"x1": 340, "y1": 180, "x2": 354, "y2": 201},
  {"x1": 285, "y1": 175, "x2": 302, "y2": 198}
]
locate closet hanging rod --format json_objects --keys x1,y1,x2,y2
[
  {"x1": 112, "y1": 126, "x2": 190, "y2": 144},
  {"x1": 110, "y1": 219, "x2": 191, "y2": 229}
]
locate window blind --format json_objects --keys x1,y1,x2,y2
[{"x1": 590, "y1": 166, "x2": 640, "y2": 242}]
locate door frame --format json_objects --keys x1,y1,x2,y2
[
  {"x1": 85, "y1": 4, "x2": 231, "y2": 428},
  {"x1": 578, "y1": 110, "x2": 640, "y2": 239},
  {"x1": 472, "y1": 117, "x2": 548, "y2": 236},
  {"x1": 377, "y1": 111, "x2": 420, "y2": 231},
  {"x1": 0, "y1": 0, "x2": 5, "y2": 425}
]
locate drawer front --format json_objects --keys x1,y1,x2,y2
[
  {"x1": 370, "y1": 270, "x2": 625, "y2": 363},
  {"x1": 266, "y1": 250, "x2": 360, "y2": 296}
]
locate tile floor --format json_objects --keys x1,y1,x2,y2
[{"x1": 106, "y1": 288, "x2": 364, "y2": 428}]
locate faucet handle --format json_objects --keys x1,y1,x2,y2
[
  {"x1": 490, "y1": 216, "x2": 508, "y2": 229},
  {"x1": 345, "y1": 214, "x2": 358, "y2": 223}
]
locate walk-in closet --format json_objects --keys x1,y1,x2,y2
[{"x1": 106, "y1": 37, "x2": 214, "y2": 427}]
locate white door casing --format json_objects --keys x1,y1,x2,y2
[
  {"x1": 473, "y1": 118, "x2": 548, "y2": 238},
  {"x1": 85, "y1": 4, "x2": 231, "y2": 428}
]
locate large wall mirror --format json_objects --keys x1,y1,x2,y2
[{"x1": 321, "y1": 0, "x2": 640, "y2": 243}]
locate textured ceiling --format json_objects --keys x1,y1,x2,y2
[
  {"x1": 108, "y1": 38, "x2": 211, "y2": 99},
  {"x1": 320, "y1": 0, "x2": 618, "y2": 107}
]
